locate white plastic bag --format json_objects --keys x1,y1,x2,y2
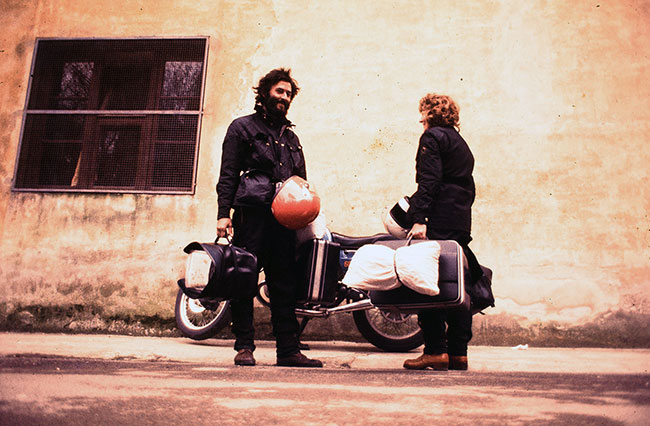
[
  {"x1": 184, "y1": 250, "x2": 212, "y2": 289},
  {"x1": 341, "y1": 244, "x2": 401, "y2": 291},
  {"x1": 394, "y1": 241, "x2": 441, "y2": 296},
  {"x1": 296, "y1": 211, "x2": 328, "y2": 245}
]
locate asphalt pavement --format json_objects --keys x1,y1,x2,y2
[
  {"x1": 1, "y1": 332, "x2": 650, "y2": 425},
  {"x1": 1, "y1": 332, "x2": 649, "y2": 374}
]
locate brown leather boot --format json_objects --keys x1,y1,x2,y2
[
  {"x1": 449, "y1": 355, "x2": 468, "y2": 370},
  {"x1": 234, "y1": 349, "x2": 256, "y2": 366},
  {"x1": 403, "y1": 353, "x2": 449, "y2": 370},
  {"x1": 276, "y1": 352, "x2": 323, "y2": 368}
]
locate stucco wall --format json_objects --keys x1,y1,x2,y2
[{"x1": 1, "y1": 0, "x2": 648, "y2": 340}]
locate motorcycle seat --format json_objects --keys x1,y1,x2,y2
[{"x1": 330, "y1": 232, "x2": 398, "y2": 249}]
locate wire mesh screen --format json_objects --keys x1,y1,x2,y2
[
  {"x1": 16, "y1": 114, "x2": 198, "y2": 191},
  {"x1": 15, "y1": 38, "x2": 206, "y2": 193}
]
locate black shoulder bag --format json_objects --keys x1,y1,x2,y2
[
  {"x1": 234, "y1": 169, "x2": 275, "y2": 206},
  {"x1": 234, "y1": 125, "x2": 290, "y2": 206}
]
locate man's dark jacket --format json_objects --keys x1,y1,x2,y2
[
  {"x1": 408, "y1": 126, "x2": 475, "y2": 233},
  {"x1": 217, "y1": 111, "x2": 306, "y2": 220}
]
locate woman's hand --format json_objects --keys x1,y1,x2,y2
[
  {"x1": 216, "y1": 217, "x2": 233, "y2": 238},
  {"x1": 408, "y1": 223, "x2": 428, "y2": 240}
]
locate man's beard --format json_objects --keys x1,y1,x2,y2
[{"x1": 265, "y1": 96, "x2": 290, "y2": 118}]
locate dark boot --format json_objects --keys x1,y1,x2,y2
[
  {"x1": 449, "y1": 355, "x2": 468, "y2": 370},
  {"x1": 276, "y1": 352, "x2": 323, "y2": 368},
  {"x1": 234, "y1": 349, "x2": 256, "y2": 366}
]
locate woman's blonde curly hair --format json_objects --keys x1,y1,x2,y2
[{"x1": 419, "y1": 94, "x2": 460, "y2": 130}]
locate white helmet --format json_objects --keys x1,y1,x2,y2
[{"x1": 383, "y1": 196, "x2": 411, "y2": 238}]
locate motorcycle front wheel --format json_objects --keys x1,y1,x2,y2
[
  {"x1": 352, "y1": 308, "x2": 423, "y2": 352},
  {"x1": 174, "y1": 289, "x2": 231, "y2": 340}
]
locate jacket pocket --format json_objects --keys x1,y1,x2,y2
[
  {"x1": 248, "y1": 133, "x2": 276, "y2": 169},
  {"x1": 288, "y1": 142, "x2": 305, "y2": 173}
]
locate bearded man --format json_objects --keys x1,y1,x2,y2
[{"x1": 216, "y1": 68, "x2": 322, "y2": 368}]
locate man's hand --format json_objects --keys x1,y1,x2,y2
[
  {"x1": 407, "y1": 223, "x2": 427, "y2": 240},
  {"x1": 216, "y1": 217, "x2": 233, "y2": 238}
]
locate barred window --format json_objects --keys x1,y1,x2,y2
[{"x1": 13, "y1": 38, "x2": 208, "y2": 193}]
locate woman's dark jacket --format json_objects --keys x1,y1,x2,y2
[
  {"x1": 408, "y1": 126, "x2": 475, "y2": 233},
  {"x1": 217, "y1": 111, "x2": 306, "y2": 220}
]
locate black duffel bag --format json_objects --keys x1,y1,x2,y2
[
  {"x1": 177, "y1": 237, "x2": 258, "y2": 301},
  {"x1": 467, "y1": 265, "x2": 495, "y2": 315}
]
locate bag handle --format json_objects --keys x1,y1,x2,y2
[
  {"x1": 213, "y1": 235, "x2": 242, "y2": 284},
  {"x1": 214, "y1": 235, "x2": 231, "y2": 245}
]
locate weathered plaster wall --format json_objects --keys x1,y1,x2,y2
[{"x1": 0, "y1": 0, "x2": 648, "y2": 339}]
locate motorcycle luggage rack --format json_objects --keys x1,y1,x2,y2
[{"x1": 295, "y1": 298, "x2": 373, "y2": 318}]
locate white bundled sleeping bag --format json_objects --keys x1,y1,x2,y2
[
  {"x1": 341, "y1": 244, "x2": 401, "y2": 291},
  {"x1": 342, "y1": 240, "x2": 442, "y2": 295},
  {"x1": 394, "y1": 241, "x2": 441, "y2": 296}
]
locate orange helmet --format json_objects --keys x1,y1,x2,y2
[{"x1": 271, "y1": 176, "x2": 321, "y2": 230}]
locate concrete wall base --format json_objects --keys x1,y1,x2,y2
[{"x1": 1, "y1": 303, "x2": 648, "y2": 348}]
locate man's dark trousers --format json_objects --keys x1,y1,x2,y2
[{"x1": 231, "y1": 206, "x2": 301, "y2": 358}]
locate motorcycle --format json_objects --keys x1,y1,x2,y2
[{"x1": 174, "y1": 231, "x2": 424, "y2": 352}]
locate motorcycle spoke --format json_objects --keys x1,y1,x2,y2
[
  {"x1": 364, "y1": 309, "x2": 420, "y2": 338},
  {"x1": 181, "y1": 297, "x2": 221, "y2": 330},
  {"x1": 175, "y1": 289, "x2": 231, "y2": 340}
]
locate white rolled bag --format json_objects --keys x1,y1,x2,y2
[
  {"x1": 342, "y1": 240, "x2": 441, "y2": 296},
  {"x1": 341, "y1": 244, "x2": 401, "y2": 291}
]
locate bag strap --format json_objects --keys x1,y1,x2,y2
[
  {"x1": 392, "y1": 236, "x2": 415, "y2": 286},
  {"x1": 197, "y1": 237, "x2": 233, "y2": 298},
  {"x1": 214, "y1": 235, "x2": 242, "y2": 282}
]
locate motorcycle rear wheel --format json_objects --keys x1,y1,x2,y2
[
  {"x1": 353, "y1": 308, "x2": 423, "y2": 352},
  {"x1": 174, "y1": 289, "x2": 231, "y2": 340}
]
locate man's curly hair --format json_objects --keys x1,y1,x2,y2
[
  {"x1": 253, "y1": 68, "x2": 300, "y2": 107},
  {"x1": 419, "y1": 94, "x2": 460, "y2": 129}
]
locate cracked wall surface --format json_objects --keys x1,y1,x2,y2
[{"x1": 0, "y1": 0, "x2": 649, "y2": 344}]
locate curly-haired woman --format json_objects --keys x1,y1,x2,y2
[{"x1": 403, "y1": 93, "x2": 483, "y2": 371}]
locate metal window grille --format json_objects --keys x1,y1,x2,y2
[{"x1": 13, "y1": 38, "x2": 208, "y2": 194}]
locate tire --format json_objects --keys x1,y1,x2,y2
[
  {"x1": 174, "y1": 289, "x2": 232, "y2": 340},
  {"x1": 353, "y1": 308, "x2": 423, "y2": 352},
  {"x1": 255, "y1": 281, "x2": 271, "y2": 308}
]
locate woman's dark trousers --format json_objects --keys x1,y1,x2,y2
[{"x1": 418, "y1": 229, "x2": 479, "y2": 356}]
